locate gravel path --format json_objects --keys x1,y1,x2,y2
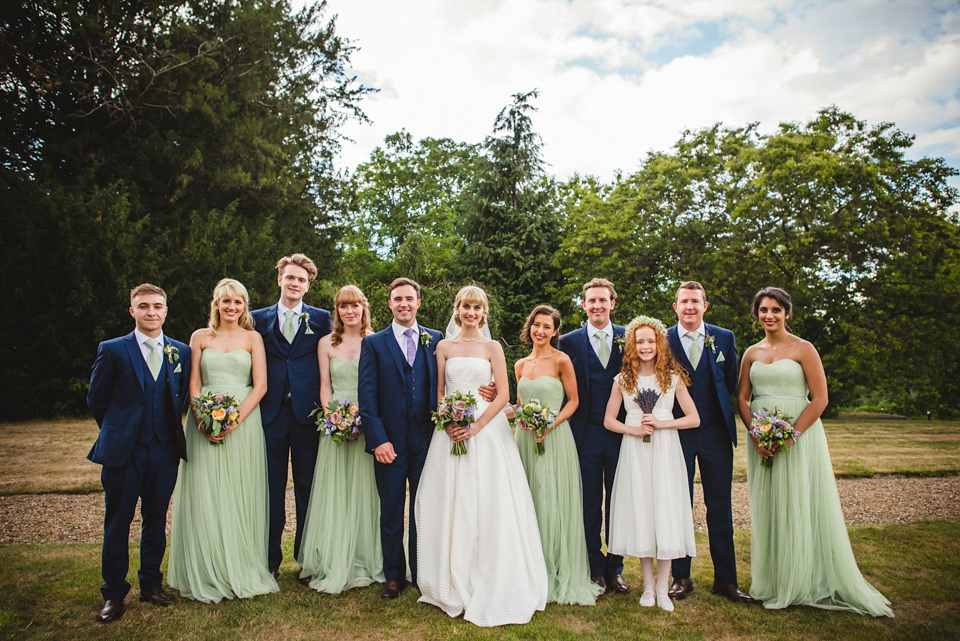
[{"x1": 1, "y1": 476, "x2": 957, "y2": 544}]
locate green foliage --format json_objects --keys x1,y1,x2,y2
[{"x1": 0, "y1": 0, "x2": 370, "y2": 417}]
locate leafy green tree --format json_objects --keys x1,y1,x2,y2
[
  {"x1": 1, "y1": 0, "x2": 370, "y2": 416},
  {"x1": 457, "y1": 90, "x2": 563, "y2": 341}
]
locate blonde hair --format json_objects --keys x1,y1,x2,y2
[
  {"x1": 331, "y1": 285, "x2": 372, "y2": 347},
  {"x1": 276, "y1": 253, "x2": 318, "y2": 283},
  {"x1": 619, "y1": 316, "x2": 690, "y2": 396},
  {"x1": 207, "y1": 278, "x2": 254, "y2": 336},
  {"x1": 453, "y1": 285, "x2": 489, "y2": 329},
  {"x1": 582, "y1": 277, "x2": 617, "y2": 300}
]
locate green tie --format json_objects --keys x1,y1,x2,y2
[
  {"x1": 144, "y1": 338, "x2": 162, "y2": 380},
  {"x1": 283, "y1": 309, "x2": 296, "y2": 343},
  {"x1": 595, "y1": 330, "x2": 610, "y2": 368},
  {"x1": 686, "y1": 331, "x2": 701, "y2": 369}
]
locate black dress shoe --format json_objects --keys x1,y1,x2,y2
[
  {"x1": 605, "y1": 574, "x2": 630, "y2": 594},
  {"x1": 96, "y1": 599, "x2": 125, "y2": 623},
  {"x1": 139, "y1": 586, "x2": 174, "y2": 607},
  {"x1": 298, "y1": 575, "x2": 312, "y2": 586},
  {"x1": 591, "y1": 575, "x2": 607, "y2": 593},
  {"x1": 668, "y1": 578, "x2": 694, "y2": 599},
  {"x1": 381, "y1": 579, "x2": 407, "y2": 599},
  {"x1": 712, "y1": 581, "x2": 759, "y2": 604}
]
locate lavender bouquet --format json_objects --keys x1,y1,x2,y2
[
  {"x1": 191, "y1": 391, "x2": 240, "y2": 445},
  {"x1": 312, "y1": 398, "x2": 362, "y2": 444},
  {"x1": 748, "y1": 408, "x2": 798, "y2": 468},
  {"x1": 634, "y1": 388, "x2": 660, "y2": 443},
  {"x1": 432, "y1": 391, "x2": 478, "y2": 456},
  {"x1": 514, "y1": 398, "x2": 556, "y2": 456}
]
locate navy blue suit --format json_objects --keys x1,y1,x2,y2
[
  {"x1": 558, "y1": 324, "x2": 626, "y2": 577},
  {"x1": 667, "y1": 323, "x2": 739, "y2": 585},
  {"x1": 252, "y1": 303, "x2": 332, "y2": 569},
  {"x1": 87, "y1": 332, "x2": 190, "y2": 601},
  {"x1": 357, "y1": 324, "x2": 442, "y2": 583}
]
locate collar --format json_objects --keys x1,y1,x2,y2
[
  {"x1": 588, "y1": 321, "x2": 613, "y2": 338},
  {"x1": 677, "y1": 322, "x2": 705, "y2": 338},
  {"x1": 392, "y1": 321, "x2": 419, "y2": 342},
  {"x1": 134, "y1": 328, "x2": 165, "y2": 347},
  {"x1": 278, "y1": 301, "x2": 304, "y2": 318}
]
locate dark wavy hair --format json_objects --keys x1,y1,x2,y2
[{"x1": 520, "y1": 305, "x2": 562, "y2": 347}]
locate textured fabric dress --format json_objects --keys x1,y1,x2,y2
[
  {"x1": 168, "y1": 349, "x2": 278, "y2": 602},
  {"x1": 416, "y1": 357, "x2": 548, "y2": 626},
  {"x1": 608, "y1": 373, "x2": 696, "y2": 561},
  {"x1": 515, "y1": 376, "x2": 602, "y2": 605},
  {"x1": 298, "y1": 357, "x2": 384, "y2": 592},
  {"x1": 747, "y1": 360, "x2": 894, "y2": 616}
]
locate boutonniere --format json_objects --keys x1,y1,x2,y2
[
  {"x1": 614, "y1": 334, "x2": 626, "y2": 351},
  {"x1": 704, "y1": 334, "x2": 717, "y2": 354},
  {"x1": 299, "y1": 312, "x2": 314, "y2": 335},
  {"x1": 163, "y1": 344, "x2": 180, "y2": 364},
  {"x1": 420, "y1": 330, "x2": 433, "y2": 347}
]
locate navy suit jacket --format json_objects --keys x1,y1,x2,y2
[
  {"x1": 667, "y1": 323, "x2": 739, "y2": 445},
  {"x1": 357, "y1": 325, "x2": 443, "y2": 455},
  {"x1": 252, "y1": 303, "x2": 332, "y2": 424},
  {"x1": 86, "y1": 332, "x2": 191, "y2": 468},
  {"x1": 558, "y1": 323, "x2": 626, "y2": 448}
]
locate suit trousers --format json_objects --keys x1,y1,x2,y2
[
  {"x1": 374, "y1": 446, "x2": 427, "y2": 583},
  {"x1": 100, "y1": 439, "x2": 179, "y2": 600},
  {"x1": 578, "y1": 424, "x2": 624, "y2": 577}
]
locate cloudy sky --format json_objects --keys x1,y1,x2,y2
[{"x1": 323, "y1": 0, "x2": 960, "y2": 191}]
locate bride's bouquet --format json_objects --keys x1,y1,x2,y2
[
  {"x1": 748, "y1": 407, "x2": 798, "y2": 468},
  {"x1": 432, "y1": 391, "x2": 478, "y2": 456},
  {"x1": 312, "y1": 398, "x2": 362, "y2": 444},
  {"x1": 191, "y1": 391, "x2": 240, "y2": 445},
  {"x1": 513, "y1": 399, "x2": 556, "y2": 456}
]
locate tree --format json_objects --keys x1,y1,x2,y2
[
  {"x1": 0, "y1": 0, "x2": 370, "y2": 416},
  {"x1": 457, "y1": 90, "x2": 563, "y2": 341}
]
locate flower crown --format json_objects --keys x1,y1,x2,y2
[{"x1": 624, "y1": 314, "x2": 668, "y2": 340}]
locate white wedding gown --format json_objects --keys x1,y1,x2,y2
[{"x1": 416, "y1": 357, "x2": 548, "y2": 626}]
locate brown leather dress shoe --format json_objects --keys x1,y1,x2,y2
[
  {"x1": 605, "y1": 574, "x2": 630, "y2": 594},
  {"x1": 591, "y1": 575, "x2": 607, "y2": 593},
  {"x1": 139, "y1": 586, "x2": 174, "y2": 607},
  {"x1": 381, "y1": 579, "x2": 407, "y2": 599},
  {"x1": 96, "y1": 599, "x2": 125, "y2": 623},
  {"x1": 668, "y1": 578, "x2": 694, "y2": 599},
  {"x1": 712, "y1": 581, "x2": 759, "y2": 604}
]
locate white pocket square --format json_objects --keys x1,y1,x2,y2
[
  {"x1": 174, "y1": 363, "x2": 182, "y2": 373},
  {"x1": 716, "y1": 352, "x2": 725, "y2": 363}
]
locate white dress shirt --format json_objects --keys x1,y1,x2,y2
[
  {"x1": 277, "y1": 301, "x2": 304, "y2": 331},
  {"x1": 392, "y1": 321, "x2": 419, "y2": 354},
  {"x1": 677, "y1": 323, "x2": 705, "y2": 361},
  {"x1": 589, "y1": 321, "x2": 614, "y2": 358},
  {"x1": 134, "y1": 329, "x2": 166, "y2": 364}
]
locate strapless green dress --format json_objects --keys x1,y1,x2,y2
[
  {"x1": 168, "y1": 349, "x2": 278, "y2": 602},
  {"x1": 747, "y1": 359, "x2": 893, "y2": 616},
  {"x1": 515, "y1": 376, "x2": 602, "y2": 605},
  {"x1": 298, "y1": 357, "x2": 384, "y2": 592}
]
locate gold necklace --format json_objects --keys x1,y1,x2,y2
[
  {"x1": 458, "y1": 335, "x2": 481, "y2": 342},
  {"x1": 768, "y1": 334, "x2": 789, "y2": 351}
]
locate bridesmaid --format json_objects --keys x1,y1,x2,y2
[
  {"x1": 299, "y1": 285, "x2": 383, "y2": 592},
  {"x1": 514, "y1": 305, "x2": 603, "y2": 605},
  {"x1": 738, "y1": 287, "x2": 893, "y2": 617},
  {"x1": 168, "y1": 278, "x2": 278, "y2": 602}
]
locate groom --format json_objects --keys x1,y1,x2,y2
[
  {"x1": 358, "y1": 278, "x2": 443, "y2": 599},
  {"x1": 252, "y1": 253, "x2": 332, "y2": 579},
  {"x1": 667, "y1": 281, "x2": 756, "y2": 603},
  {"x1": 87, "y1": 284, "x2": 191, "y2": 623},
  {"x1": 558, "y1": 277, "x2": 629, "y2": 594}
]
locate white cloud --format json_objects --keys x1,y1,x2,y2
[{"x1": 324, "y1": 0, "x2": 960, "y2": 189}]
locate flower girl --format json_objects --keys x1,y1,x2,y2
[{"x1": 604, "y1": 316, "x2": 699, "y2": 611}]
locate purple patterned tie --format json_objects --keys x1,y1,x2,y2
[{"x1": 404, "y1": 328, "x2": 417, "y2": 366}]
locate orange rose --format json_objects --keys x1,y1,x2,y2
[
  {"x1": 211, "y1": 408, "x2": 227, "y2": 421},
  {"x1": 760, "y1": 423, "x2": 772, "y2": 432}
]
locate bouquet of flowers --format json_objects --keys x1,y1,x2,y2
[
  {"x1": 748, "y1": 407, "x2": 798, "y2": 468},
  {"x1": 191, "y1": 391, "x2": 240, "y2": 445},
  {"x1": 312, "y1": 398, "x2": 362, "y2": 444},
  {"x1": 432, "y1": 391, "x2": 478, "y2": 456},
  {"x1": 513, "y1": 398, "x2": 556, "y2": 455},
  {"x1": 634, "y1": 387, "x2": 661, "y2": 443}
]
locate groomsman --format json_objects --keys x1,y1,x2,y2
[
  {"x1": 87, "y1": 284, "x2": 191, "y2": 623},
  {"x1": 252, "y1": 254, "x2": 332, "y2": 579},
  {"x1": 558, "y1": 278, "x2": 630, "y2": 594},
  {"x1": 666, "y1": 281, "x2": 756, "y2": 603},
  {"x1": 358, "y1": 278, "x2": 443, "y2": 599}
]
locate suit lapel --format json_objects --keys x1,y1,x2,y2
[
  {"x1": 383, "y1": 327, "x2": 407, "y2": 377},
  {"x1": 163, "y1": 338, "x2": 181, "y2": 404},
  {"x1": 577, "y1": 327, "x2": 592, "y2": 396},
  {"x1": 420, "y1": 325, "x2": 438, "y2": 382},
  {"x1": 669, "y1": 327, "x2": 694, "y2": 371},
  {"x1": 123, "y1": 333, "x2": 147, "y2": 392},
  {"x1": 263, "y1": 304, "x2": 285, "y2": 353},
  {"x1": 289, "y1": 305, "x2": 311, "y2": 350}
]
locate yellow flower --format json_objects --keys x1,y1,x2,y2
[
  {"x1": 349, "y1": 404, "x2": 358, "y2": 414},
  {"x1": 211, "y1": 408, "x2": 226, "y2": 421},
  {"x1": 228, "y1": 412, "x2": 239, "y2": 424}
]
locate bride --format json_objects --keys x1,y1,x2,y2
[{"x1": 415, "y1": 285, "x2": 547, "y2": 627}]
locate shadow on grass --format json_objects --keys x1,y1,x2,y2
[{"x1": 1, "y1": 522, "x2": 958, "y2": 641}]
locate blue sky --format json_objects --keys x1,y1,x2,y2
[{"x1": 324, "y1": 0, "x2": 960, "y2": 195}]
